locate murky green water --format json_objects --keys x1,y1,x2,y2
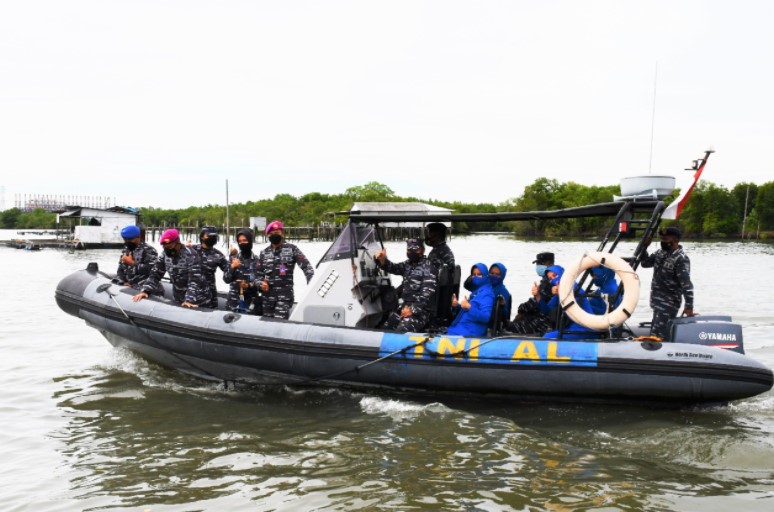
[{"x1": 2, "y1": 237, "x2": 773, "y2": 511}]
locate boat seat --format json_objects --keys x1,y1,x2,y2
[
  {"x1": 486, "y1": 294, "x2": 506, "y2": 337},
  {"x1": 431, "y1": 264, "x2": 460, "y2": 329}
]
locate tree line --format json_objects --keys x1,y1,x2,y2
[{"x1": 2, "y1": 179, "x2": 773, "y2": 238}]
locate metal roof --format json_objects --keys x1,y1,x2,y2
[{"x1": 348, "y1": 200, "x2": 663, "y2": 223}]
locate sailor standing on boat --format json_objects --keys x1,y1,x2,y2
[
  {"x1": 641, "y1": 226, "x2": 695, "y2": 340},
  {"x1": 188, "y1": 226, "x2": 229, "y2": 309},
  {"x1": 116, "y1": 224, "x2": 158, "y2": 290},
  {"x1": 375, "y1": 238, "x2": 438, "y2": 333},
  {"x1": 255, "y1": 220, "x2": 315, "y2": 319},
  {"x1": 424, "y1": 222, "x2": 455, "y2": 270},
  {"x1": 224, "y1": 228, "x2": 260, "y2": 312},
  {"x1": 133, "y1": 228, "x2": 198, "y2": 307}
]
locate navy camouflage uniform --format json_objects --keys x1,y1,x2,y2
[
  {"x1": 256, "y1": 242, "x2": 315, "y2": 319},
  {"x1": 142, "y1": 246, "x2": 195, "y2": 304},
  {"x1": 507, "y1": 274, "x2": 554, "y2": 335},
  {"x1": 187, "y1": 244, "x2": 228, "y2": 308},
  {"x1": 116, "y1": 242, "x2": 158, "y2": 290},
  {"x1": 224, "y1": 250, "x2": 260, "y2": 311},
  {"x1": 641, "y1": 245, "x2": 694, "y2": 340},
  {"x1": 380, "y1": 256, "x2": 438, "y2": 333},
  {"x1": 428, "y1": 242, "x2": 455, "y2": 271}
]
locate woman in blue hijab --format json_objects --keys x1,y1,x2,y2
[
  {"x1": 448, "y1": 263, "x2": 495, "y2": 337},
  {"x1": 489, "y1": 262, "x2": 512, "y2": 328}
]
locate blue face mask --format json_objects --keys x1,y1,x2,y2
[
  {"x1": 535, "y1": 264, "x2": 547, "y2": 277},
  {"x1": 469, "y1": 275, "x2": 488, "y2": 290},
  {"x1": 489, "y1": 275, "x2": 503, "y2": 288}
]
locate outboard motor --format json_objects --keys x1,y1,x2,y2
[{"x1": 670, "y1": 316, "x2": 744, "y2": 354}]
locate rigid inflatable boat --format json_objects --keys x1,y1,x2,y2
[{"x1": 55, "y1": 151, "x2": 773, "y2": 405}]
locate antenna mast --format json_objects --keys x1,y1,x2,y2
[{"x1": 648, "y1": 62, "x2": 658, "y2": 173}]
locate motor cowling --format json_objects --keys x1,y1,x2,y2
[{"x1": 670, "y1": 316, "x2": 745, "y2": 354}]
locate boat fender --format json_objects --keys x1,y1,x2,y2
[{"x1": 558, "y1": 251, "x2": 640, "y2": 331}]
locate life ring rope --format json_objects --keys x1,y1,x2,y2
[{"x1": 558, "y1": 251, "x2": 640, "y2": 332}]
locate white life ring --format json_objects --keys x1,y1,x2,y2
[{"x1": 558, "y1": 251, "x2": 640, "y2": 331}]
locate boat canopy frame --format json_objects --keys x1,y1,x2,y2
[{"x1": 345, "y1": 198, "x2": 670, "y2": 338}]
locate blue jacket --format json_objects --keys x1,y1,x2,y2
[
  {"x1": 448, "y1": 263, "x2": 495, "y2": 337},
  {"x1": 489, "y1": 262, "x2": 512, "y2": 320}
]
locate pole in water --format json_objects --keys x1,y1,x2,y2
[{"x1": 225, "y1": 179, "x2": 230, "y2": 250}]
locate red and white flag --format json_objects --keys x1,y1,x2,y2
[{"x1": 662, "y1": 151, "x2": 712, "y2": 220}]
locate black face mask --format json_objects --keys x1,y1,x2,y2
[
  {"x1": 269, "y1": 234, "x2": 283, "y2": 245},
  {"x1": 202, "y1": 236, "x2": 217, "y2": 248},
  {"x1": 660, "y1": 241, "x2": 673, "y2": 251},
  {"x1": 124, "y1": 241, "x2": 137, "y2": 251},
  {"x1": 424, "y1": 236, "x2": 435, "y2": 247},
  {"x1": 407, "y1": 252, "x2": 422, "y2": 263},
  {"x1": 238, "y1": 242, "x2": 253, "y2": 255},
  {"x1": 164, "y1": 247, "x2": 178, "y2": 258}
]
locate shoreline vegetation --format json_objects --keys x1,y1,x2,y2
[{"x1": 3, "y1": 179, "x2": 773, "y2": 239}]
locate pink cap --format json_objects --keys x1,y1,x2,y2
[
  {"x1": 159, "y1": 228, "x2": 180, "y2": 244},
  {"x1": 265, "y1": 220, "x2": 283, "y2": 235}
]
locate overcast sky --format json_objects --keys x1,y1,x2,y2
[{"x1": 1, "y1": 1, "x2": 772, "y2": 210}]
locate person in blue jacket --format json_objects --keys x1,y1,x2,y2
[
  {"x1": 587, "y1": 266, "x2": 621, "y2": 315},
  {"x1": 447, "y1": 263, "x2": 495, "y2": 337},
  {"x1": 540, "y1": 265, "x2": 599, "y2": 340},
  {"x1": 488, "y1": 262, "x2": 512, "y2": 328}
]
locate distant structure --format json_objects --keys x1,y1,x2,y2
[
  {"x1": 14, "y1": 194, "x2": 116, "y2": 213},
  {"x1": 57, "y1": 205, "x2": 139, "y2": 248}
]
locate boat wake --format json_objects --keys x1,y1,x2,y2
[{"x1": 359, "y1": 396, "x2": 452, "y2": 422}]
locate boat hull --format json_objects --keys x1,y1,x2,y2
[{"x1": 56, "y1": 268, "x2": 774, "y2": 406}]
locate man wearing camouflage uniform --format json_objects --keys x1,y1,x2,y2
[
  {"x1": 116, "y1": 224, "x2": 158, "y2": 291},
  {"x1": 425, "y1": 222, "x2": 455, "y2": 270},
  {"x1": 132, "y1": 228, "x2": 197, "y2": 306},
  {"x1": 224, "y1": 228, "x2": 260, "y2": 312},
  {"x1": 641, "y1": 226, "x2": 695, "y2": 340},
  {"x1": 375, "y1": 238, "x2": 438, "y2": 333},
  {"x1": 256, "y1": 220, "x2": 315, "y2": 319},
  {"x1": 507, "y1": 252, "x2": 556, "y2": 335},
  {"x1": 188, "y1": 226, "x2": 229, "y2": 309}
]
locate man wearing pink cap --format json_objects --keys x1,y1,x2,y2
[
  {"x1": 132, "y1": 228, "x2": 198, "y2": 306},
  {"x1": 254, "y1": 220, "x2": 315, "y2": 319}
]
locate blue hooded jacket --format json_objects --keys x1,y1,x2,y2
[
  {"x1": 541, "y1": 265, "x2": 600, "y2": 339},
  {"x1": 448, "y1": 263, "x2": 495, "y2": 337},
  {"x1": 489, "y1": 262, "x2": 512, "y2": 321},
  {"x1": 588, "y1": 266, "x2": 621, "y2": 314}
]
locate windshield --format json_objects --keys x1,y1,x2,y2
[{"x1": 318, "y1": 223, "x2": 381, "y2": 264}]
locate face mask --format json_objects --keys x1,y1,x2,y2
[
  {"x1": 202, "y1": 236, "x2": 217, "y2": 248},
  {"x1": 490, "y1": 275, "x2": 503, "y2": 288},
  {"x1": 124, "y1": 241, "x2": 137, "y2": 251},
  {"x1": 407, "y1": 252, "x2": 422, "y2": 263},
  {"x1": 238, "y1": 242, "x2": 252, "y2": 255},
  {"x1": 269, "y1": 234, "x2": 283, "y2": 245},
  {"x1": 424, "y1": 237, "x2": 435, "y2": 247},
  {"x1": 164, "y1": 247, "x2": 178, "y2": 258},
  {"x1": 660, "y1": 241, "x2": 673, "y2": 251},
  {"x1": 535, "y1": 264, "x2": 547, "y2": 277},
  {"x1": 470, "y1": 275, "x2": 488, "y2": 290}
]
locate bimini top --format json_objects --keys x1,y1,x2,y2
[{"x1": 347, "y1": 200, "x2": 663, "y2": 224}]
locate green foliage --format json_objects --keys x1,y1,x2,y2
[
  {"x1": 755, "y1": 182, "x2": 774, "y2": 230},
  {"x1": 15, "y1": 208, "x2": 57, "y2": 229},
  {"x1": 7, "y1": 179, "x2": 772, "y2": 237},
  {"x1": 0, "y1": 207, "x2": 22, "y2": 229}
]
